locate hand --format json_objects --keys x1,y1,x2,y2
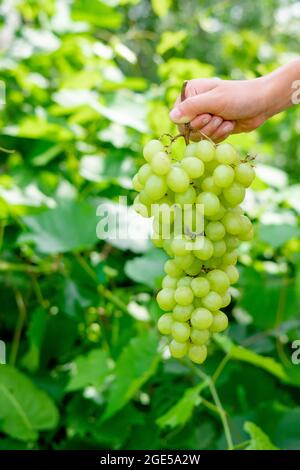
[{"x1": 170, "y1": 77, "x2": 269, "y2": 142}]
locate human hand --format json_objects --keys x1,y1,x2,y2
[{"x1": 170, "y1": 77, "x2": 270, "y2": 142}]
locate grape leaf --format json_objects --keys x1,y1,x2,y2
[
  {"x1": 215, "y1": 335, "x2": 294, "y2": 385},
  {"x1": 66, "y1": 349, "x2": 112, "y2": 392},
  {"x1": 125, "y1": 249, "x2": 168, "y2": 288},
  {"x1": 244, "y1": 421, "x2": 278, "y2": 450},
  {"x1": 0, "y1": 366, "x2": 59, "y2": 441},
  {"x1": 156, "y1": 382, "x2": 206, "y2": 429},
  {"x1": 18, "y1": 199, "x2": 98, "y2": 254},
  {"x1": 102, "y1": 332, "x2": 159, "y2": 420}
]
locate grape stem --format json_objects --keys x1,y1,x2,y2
[
  {"x1": 193, "y1": 366, "x2": 234, "y2": 450},
  {"x1": 180, "y1": 80, "x2": 191, "y2": 145}
]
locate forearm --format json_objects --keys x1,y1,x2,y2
[{"x1": 263, "y1": 59, "x2": 300, "y2": 118}]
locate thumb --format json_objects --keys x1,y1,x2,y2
[{"x1": 169, "y1": 92, "x2": 216, "y2": 124}]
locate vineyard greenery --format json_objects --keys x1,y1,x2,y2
[{"x1": 0, "y1": 0, "x2": 300, "y2": 451}]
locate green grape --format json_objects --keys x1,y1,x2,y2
[
  {"x1": 188, "y1": 344, "x2": 207, "y2": 364},
  {"x1": 169, "y1": 339, "x2": 187, "y2": 358},
  {"x1": 172, "y1": 238, "x2": 188, "y2": 256},
  {"x1": 184, "y1": 258, "x2": 203, "y2": 276},
  {"x1": 181, "y1": 157, "x2": 205, "y2": 178},
  {"x1": 139, "y1": 189, "x2": 153, "y2": 206},
  {"x1": 197, "y1": 192, "x2": 220, "y2": 217},
  {"x1": 157, "y1": 288, "x2": 176, "y2": 311},
  {"x1": 173, "y1": 304, "x2": 193, "y2": 321},
  {"x1": 193, "y1": 297, "x2": 202, "y2": 308},
  {"x1": 222, "y1": 212, "x2": 242, "y2": 235},
  {"x1": 162, "y1": 275, "x2": 178, "y2": 289},
  {"x1": 145, "y1": 174, "x2": 167, "y2": 200},
  {"x1": 191, "y1": 307, "x2": 213, "y2": 329},
  {"x1": 216, "y1": 143, "x2": 239, "y2": 165},
  {"x1": 210, "y1": 310, "x2": 228, "y2": 333},
  {"x1": 205, "y1": 221, "x2": 225, "y2": 241},
  {"x1": 202, "y1": 291, "x2": 222, "y2": 310},
  {"x1": 157, "y1": 313, "x2": 173, "y2": 335},
  {"x1": 138, "y1": 163, "x2": 152, "y2": 185},
  {"x1": 191, "y1": 276, "x2": 210, "y2": 298},
  {"x1": 223, "y1": 182, "x2": 246, "y2": 206},
  {"x1": 132, "y1": 174, "x2": 143, "y2": 191},
  {"x1": 183, "y1": 205, "x2": 204, "y2": 234},
  {"x1": 174, "y1": 286, "x2": 194, "y2": 306},
  {"x1": 177, "y1": 276, "x2": 192, "y2": 287},
  {"x1": 167, "y1": 166, "x2": 190, "y2": 193},
  {"x1": 205, "y1": 159, "x2": 218, "y2": 174},
  {"x1": 194, "y1": 236, "x2": 214, "y2": 261},
  {"x1": 206, "y1": 205, "x2": 226, "y2": 221},
  {"x1": 196, "y1": 140, "x2": 216, "y2": 162},
  {"x1": 185, "y1": 142, "x2": 199, "y2": 157},
  {"x1": 152, "y1": 233, "x2": 164, "y2": 248},
  {"x1": 213, "y1": 164, "x2": 235, "y2": 188},
  {"x1": 143, "y1": 139, "x2": 164, "y2": 162},
  {"x1": 235, "y1": 162, "x2": 255, "y2": 187},
  {"x1": 220, "y1": 291, "x2": 231, "y2": 308},
  {"x1": 222, "y1": 250, "x2": 238, "y2": 265},
  {"x1": 164, "y1": 260, "x2": 183, "y2": 277},
  {"x1": 239, "y1": 227, "x2": 254, "y2": 241},
  {"x1": 171, "y1": 321, "x2": 190, "y2": 342},
  {"x1": 223, "y1": 265, "x2": 240, "y2": 284},
  {"x1": 163, "y1": 239, "x2": 174, "y2": 257},
  {"x1": 151, "y1": 151, "x2": 171, "y2": 176},
  {"x1": 206, "y1": 269, "x2": 230, "y2": 294},
  {"x1": 225, "y1": 235, "x2": 239, "y2": 250},
  {"x1": 133, "y1": 197, "x2": 150, "y2": 218},
  {"x1": 201, "y1": 176, "x2": 222, "y2": 195},
  {"x1": 239, "y1": 215, "x2": 252, "y2": 234},
  {"x1": 174, "y1": 186, "x2": 196, "y2": 205},
  {"x1": 212, "y1": 240, "x2": 227, "y2": 257},
  {"x1": 174, "y1": 253, "x2": 195, "y2": 270},
  {"x1": 190, "y1": 328, "x2": 210, "y2": 346}
]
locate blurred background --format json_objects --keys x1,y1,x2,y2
[{"x1": 0, "y1": 0, "x2": 300, "y2": 451}]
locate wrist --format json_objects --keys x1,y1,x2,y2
[{"x1": 262, "y1": 59, "x2": 300, "y2": 118}]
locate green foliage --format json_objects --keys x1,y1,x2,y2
[{"x1": 0, "y1": 0, "x2": 300, "y2": 451}]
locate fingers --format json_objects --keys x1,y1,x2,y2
[
  {"x1": 211, "y1": 121, "x2": 236, "y2": 142},
  {"x1": 170, "y1": 91, "x2": 217, "y2": 124},
  {"x1": 184, "y1": 78, "x2": 220, "y2": 98},
  {"x1": 192, "y1": 115, "x2": 223, "y2": 137}
]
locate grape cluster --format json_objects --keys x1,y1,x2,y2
[{"x1": 133, "y1": 137, "x2": 255, "y2": 364}]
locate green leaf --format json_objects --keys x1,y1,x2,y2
[
  {"x1": 0, "y1": 366, "x2": 59, "y2": 441},
  {"x1": 215, "y1": 335, "x2": 294, "y2": 385},
  {"x1": 244, "y1": 421, "x2": 278, "y2": 450},
  {"x1": 259, "y1": 223, "x2": 300, "y2": 249},
  {"x1": 151, "y1": 0, "x2": 172, "y2": 17},
  {"x1": 22, "y1": 308, "x2": 47, "y2": 372},
  {"x1": 157, "y1": 31, "x2": 187, "y2": 55},
  {"x1": 239, "y1": 267, "x2": 297, "y2": 329},
  {"x1": 18, "y1": 199, "x2": 98, "y2": 254},
  {"x1": 72, "y1": 0, "x2": 123, "y2": 29},
  {"x1": 66, "y1": 349, "x2": 111, "y2": 392},
  {"x1": 157, "y1": 382, "x2": 205, "y2": 429},
  {"x1": 103, "y1": 333, "x2": 159, "y2": 420},
  {"x1": 125, "y1": 249, "x2": 168, "y2": 288}
]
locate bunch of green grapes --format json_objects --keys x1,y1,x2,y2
[{"x1": 133, "y1": 137, "x2": 255, "y2": 364}]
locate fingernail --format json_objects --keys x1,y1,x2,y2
[
  {"x1": 169, "y1": 108, "x2": 189, "y2": 124},
  {"x1": 202, "y1": 116, "x2": 211, "y2": 125},
  {"x1": 213, "y1": 117, "x2": 223, "y2": 126},
  {"x1": 223, "y1": 123, "x2": 233, "y2": 133}
]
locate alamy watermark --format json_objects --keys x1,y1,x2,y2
[
  {"x1": 0, "y1": 80, "x2": 6, "y2": 107},
  {"x1": 0, "y1": 340, "x2": 6, "y2": 364},
  {"x1": 291, "y1": 340, "x2": 300, "y2": 365},
  {"x1": 291, "y1": 80, "x2": 300, "y2": 104},
  {"x1": 96, "y1": 196, "x2": 205, "y2": 249}
]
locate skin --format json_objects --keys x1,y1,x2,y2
[{"x1": 170, "y1": 59, "x2": 300, "y2": 142}]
